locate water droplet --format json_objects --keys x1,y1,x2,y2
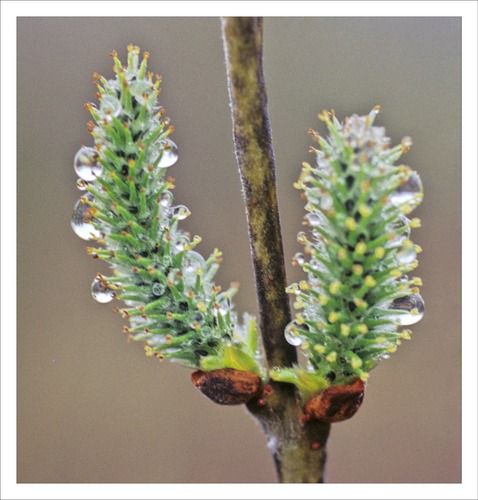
[
  {"x1": 153, "y1": 139, "x2": 178, "y2": 168},
  {"x1": 99, "y1": 94, "x2": 122, "y2": 121},
  {"x1": 172, "y1": 205, "x2": 191, "y2": 220},
  {"x1": 152, "y1": 282, "x2": 166, "y2": 297},
  {"x1": 396, "y1": 246, "x2": 417, "y2": 265},
  {"x1": 174, "y1": 234, "x2": 190, "y2": 253},
  {"x1": 390, "y1": 171, "x2": 423, "y2": 208},
  {"x1": 159, "y1": 190, "x2": 174, "y2": 209},
  {"x1": 71, "y1": 196, "x2": 102, "y2": 240},
  {"x1": 129, "y1": 80, "x2": 153, "y2": 100},
  {"x1": 306, "y1": 213, "x2": 323, "y2": 227},
  {"x1": 74, "y1": 147, "x2": 102, "y2": 181},
  {"x1": 91, "y1": 276, "x2": 114, "y2": 303},
  {"x1": 182, "y1": 251, "x2": 205, "y2": 286},
  {"x1": 284, "y1": 321, "x2": 303, "y2": 346},
  {"x1": 293, "y1": 252, "x2": 305, "y2": 265},
  {"x1": 389, "y1": 293, "x2": 424, "y2": 325},
  {"x1": 387, "y1": 214, "x2": 411, "y2": 248}
]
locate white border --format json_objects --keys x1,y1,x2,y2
[{"x1": 2, "y1": 1, "x2": 477, "y2": 499}]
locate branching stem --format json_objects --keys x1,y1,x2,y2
[{"x1": 221, "y1": 16, "x2": 330, "y2": 483}]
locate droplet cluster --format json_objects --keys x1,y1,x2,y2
[
  {"x1": 286, "y1": 107, "x2": 424, "y2": 386},
  {"x1": 71, "y1": 46, "x2": 260, "y2": 374}
]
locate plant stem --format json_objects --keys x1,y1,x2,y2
[{"x1": 221, "y1": 16, "x2": 330, "y2": 483}]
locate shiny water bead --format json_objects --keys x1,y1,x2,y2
[
  {"x1": 154, "y1": 139, "x2": 178, "y2": 168},
  {"x1": 129, "y1": 80, "x2": 153, "y2": 101},
  {"x1": 172, "y1": 205, "x2": 191, "y2": 220},
  {"x1": 396, "y1": 246, "x2": 417, "y2": 265},
  {"x1": 390, "y1": 171, "x2": 423, "y2": 208},
  {"x1": 174, "y1": 234, "x2": 190, "y2": 253},
  {"x1": 294, "y1": 253, "x2": 306, "y2": 266},
  {"x1": 99, "y1": 94, "x2": 122, "y2": 121},
  {"x1": 74, "y1": 147, "x2": 102, "y2": 182},
  {"x1": 182, "y1": 251, "x2": 205, "y2": 286},
  {"x1": 306, "y1": 212, "x2": 323, "y2": 227},
  {"x1": 159, "y1": 190, "x2": 174, "y2": 209},
  {"x1": 71, "y1": 196, "x2": 102, "y2": 240},
  {"x1": 387, "y1": 214, "x2": 411, "y2": 248},
  {"x1": 91, "y1": 276, "x2": 115, "y2": 303},
  {"x1": 389, "y1": 293, "x2": 425, "y2": 325},
  {"x1": 152, "y1": 282, "x2": 166, "y2": 297},
  {"x1": 284, "y1": 321, "x2": 303, "y2": 346}
]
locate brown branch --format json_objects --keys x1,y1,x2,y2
[{"x1": 221, "y1": 16, "x2": 330, "y2": 483}]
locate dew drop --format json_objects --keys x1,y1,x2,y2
[
  {"x1": 129, "y1": 80, "x2": 153, "y2": 100},
  {"x1": 174, "y1": 234, "x2": 190, "y2": 253},
  {"x1": 389, "y1": 293, "x2": 425, "y2": 325},
  {"x1": 306, "y1": 213, "x2": 323, "y2": 227},
  {"x1": 293, "y1": 252, "x2": 305, "y2": 265},
  {"x1": 387, "y1": 214, "x2": 411, "y2": 248},
  {"x1": 390, "y1": 171, "x2": 423, "y2": 208},
  {"x1": 182, "y1": 251, "x2": 205, "y2": 286},
  {"x1": 91, "y1": 276, "x2": 114, "y2": 303},
  {"x1": 99, "y1": 94, "x2": 122, "y2": 121},
  {"x1": 152, "y1": 282, "x2": 166, "y2": 297},
  {"x1": 71, "y1": 195, "x2": 102, "y2": 240},
  {"x1": 284, "y1": 321, "x2": 303, "y2": 346},
  {"x1": 74, "y1": 147, "x2": 102, "y2": 181},
  {"x1": 172, "y1": 205, "x2": 191, "y2": 220},
  {"x1": 159, "y1": 190, "x2": 174, "y2": 209},
  {"x1": 153, "y1": 139, "x2": 178, "y2": 168},
  {"x1": 396, "y1": 246, "x2": 417, "y2": 265}
]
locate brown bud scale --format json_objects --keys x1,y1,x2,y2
[
  {"x1": 304, "y1": 379, "x2": 365, "y2": 423},
  {"x1": 191, "y1": 368, "x2": 262, "y2": 405}
]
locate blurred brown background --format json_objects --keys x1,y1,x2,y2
[{"x1": 17, "y1": 17, "x2": 461, "y2": 483}]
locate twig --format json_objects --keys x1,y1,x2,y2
[{"x1": 221, "y1": 16, "x2": 330, "y2": 483}]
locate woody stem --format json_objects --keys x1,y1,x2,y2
[{"x1": 221, "y1": 16, "x2": 330, "y2": 483}]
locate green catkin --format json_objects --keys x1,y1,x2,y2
[
  {"x1": 71, "y1": 46, "x2": 262, "y2": 377},
  {"x1": 271, "y1": 107, "x2": 424, "y2": 398}
]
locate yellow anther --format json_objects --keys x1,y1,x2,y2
[
  {"x1": 351, "y1": 357, "x2": 363, "y2": 369},
  {"x1": 353, "y1": 297, "x2": 368, "y2": 309},
  {"x1": 345, "y1": 217, "x2": 357, "y2": 231},
  {"x1": 296, "y1": 314, "x2": 305, "y2": 325},
  {"x1": 415, "y1": 245, "x2": 423, "y2": 253},
  {"x1": 319, "y1": 294, "x2": 329, "y2": 306},
  {"x1": 390, "y1": 268, "x2": 402, "y2": 278},
  {"x1": 386, "y1": 343, "x2": 398, "y2": 353},
  {"x1": 340, "y1": 324, "x2": 351, "y2": 337},
  {"x1": 197, "y1": 301, "x2": 207, "y2": 313},
  {"x1": 357, "y1": 324, "x2": 369, "y2": 334},
  {"x1": 358, "y1": 203, "x2": 372, "y2": 217},
  {"x1": 299, "y1": 280, "x2": 310, "y2": 291},
  {"x1": 326, "y1": 352, "x2": 337, "y2": 363},
  {"x1": 402, "y1": 239, "x2": 414, "y2": 249},
  {"x1": 352, "y1": 264, "x2": 363, "y2": 276},
  {"x1": 401, "y1": 329, "x2": 412, "y2": 340},
  {"x1": 364, "y1": 275, "x2": 377, "y2": 287},
  {"x1": 376, "y1": 336, "x2": 386, "y2": 344},
  {"x1": 374, "y1": 247, "x2": 385, "y2": 259},
  {"x1": 329, "y1": 281, "x2": 341, "y2": 295},
  {"x1": 360, "y1": 372, "x2": 370, "y2": 381},
  {"x1": 412, "y1": 277, "x2": 423, "y2": 286},
  {"x1": 355, "y1": 242, "x2": 367, "y2": 255},
  {"x1": 328, "y1": 311, "x2": 339, "y2": 323},
  {"x1": 409, "y1": 217, "x2": 422, "y2": 228},
  {"x1": 314, "y1": 344, "x2": 326, "y2": 354}
]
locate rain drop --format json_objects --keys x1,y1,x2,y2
[
  {"x1": 159, "y1": 190, "x2": 174, "y2": 209},
  {"x1": 71, "y1": 195, "x2": 102, "y2": 240},
  {"x1": 91, "y1": 276, "x2": 114, "y2": 303},
  {"x1": 387, "y1": 214, "x2": 411, "y2": 248},
  {"x1": 154, "y1": 139, "x2": 178, "y2": 168},
  {"x1": 99, "y1": 94, "x2": 122, "y2": 121},
  {"x1": 284, "y1": 321, "x2": 303, "y2": 346},
  {"x1": 152, "y1": 282, "x2": 166, "y2": 297},
  {"x1": 172, "y1": 205, "x2": 191, "y2": 220},
  {"x1": 390, "y1": 171, "x2": 423, "y2": 208},
  {"x1": 74, "y1": 147, "x2": 102, "y2": 181},
  {"x1": 389, "y1": 293, "x2": 424, "y2": 325},
  {"x1": 396, "y1": 246, "x2": 417, "y2": 265}
]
